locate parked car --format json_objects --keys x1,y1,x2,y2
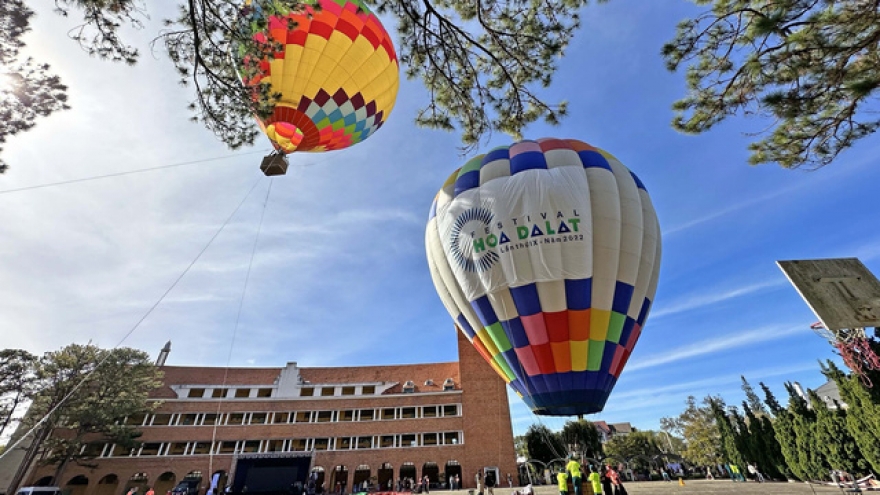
[
  {"x1": 17, "y1": 487, "x2": 63, "y2": 495},
  {"x1": 170, "y1": 479, "x2": 201, "y2": 495}
]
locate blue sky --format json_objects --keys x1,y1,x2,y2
[{"x1": 2, "y1": 0, "x2": 880, "y2": 437}]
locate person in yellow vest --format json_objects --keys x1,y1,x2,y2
[
  {"x1": 565, "y1": 455, "x2": 582, "y2": 495},
  {"x1": 587, "y1": 467, "x2": 601, "y2": 495},
  {"x1": 557, "y1": 471, "x2": 569, "y2": 495}
]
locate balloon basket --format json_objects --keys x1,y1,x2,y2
[{"x1": 260, "y1": 153, "x2": 289, "y2": 176}]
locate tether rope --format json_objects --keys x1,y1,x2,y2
[
  {"x1": 0, "y1": 150, "x2": 268, "y2": 195},
  {"x1": 208, "y1": 178, "x2": 274, "y2": 483},
  {"x1": 0, "y1": 177, "x2": 265, "y2": 461}
]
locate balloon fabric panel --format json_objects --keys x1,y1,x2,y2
[
  {"x1": 241, "y1": 0, "x2": 399, "y2": 153},
  {"x1": 425, "y1": 138, "x2": 662, "y2": 416}
]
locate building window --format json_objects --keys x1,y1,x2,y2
[
  {"x1": 188, "y1": 388, "x2": 205, "y2": 398},
  {"x1": 443, "y1": 378, "x2": 455, "y2": 391},
  {"x1": 273, "y1": 412, "x2": 290, "y2": 424},
  {"x1": 316, "y1": 411, "x2": 333, "y2": 423},
  {"x1": 443, "y1": 432, "x2": 460, "y2": 445},
  {"x1": 218, "y1": 441, "x2": 237, "y2": 454},
  {"x1": 83, "y1": 443, "x2": 104, "y2": 457},
  {"x1": 338, "y1": 437, "x2": 352, "y2": 450},
  {"x1": 359, "y1": 409, "x2": 374, "y2": 421},
  {"x1": 241, "y1": 440, "x2": 260, "y2": 453},
  {"x1": 251, "y1": 413, "x2": 268, "y2": 425},
  {"x1": 362, "y1": 385, "x2": 375, "y2": 395},
  {"x1": 235, "y1": 389, "x2": 250, "y2": 398},
  {"x1": 341, "y1": 386, "x2": 355, "y2": 396},
  {"x1": 191, "y1": 442, "x2": 211, "y2": 455},
  {"x1": 125, "y1": 413, "x2": 146, "y2": 426},
  {"x1": 212, "y1": 388, "x2": 227, "y2": 398},
  {"x1": 443, "y1": 405, "x2": 458, "y2": 417},
  {"x1": 167, "y1": 443, "x2": 187, "y2": 456},
  {"x1": 381, "y1": 408, "x2": 395, "y2": 420},
  {"x1": 266, "y1": 439, "x2": 285, "y2": 452},
  {"x1": 314, "y1": 438, "x2": 329, "y2": 451},
  {"x1": 339, "y1": 410, "x2": 355, "y2": 422},
  {"x1": 290, "y1": 439, "x2": 307, "y2": 451},
  {"x1": 257, "y1": 388, "x2": 273, "y2": 398},
  {"x1": 179, "y1": 414, "x2": 198, "y2": 426},
  {"x1": 202, "y1": 413, "x2": 218, "y2": 426},
  {"x1": 356, "y1": 436, "x2": 372, "y2": 449},
  {"x1": 321, "y1": 387, "x2": 335, "y2": 397},
  {"x1": 380, "y1": 435, "x2": 394, "y2": 448},
  {"x1": 400, "y1": 407, "x2": 417, "y2": 419},
  {"x1": 151, "y1": 414, "x2": 173, "y2": 426},
  {"x1": 403, "y1": 381, "x2": 415, "y2": 393},
  {"x1": 401, "y1": 434, "x2": 417, "y2": 447},
  {"x1": 301, "y1": 387, "x2": 314, "y2": 397},
  {"x1": 227, "y1": 413, "x2": 245, "y2": 425},
  {"x1": 294, "y1": 411, "x2": 310, "y2": 423},
  {"x1": 423, "y1": 406, "x2": 437, "y2": 418},
  {"x1": 140, "y1": 443, "x2": 162, "y2": 456},
  {"x1": 423, "y1": 433, "x2": 438, "y2": 446}
]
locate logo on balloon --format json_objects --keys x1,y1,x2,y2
[{"x1": 450, "y1": 207, "x2": 500, "y2": 273}]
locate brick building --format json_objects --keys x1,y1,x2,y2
[{"x1": 23, "y1": 331, "x2": 517, "y2": 495}]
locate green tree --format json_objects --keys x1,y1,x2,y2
[
  {"x1": 0, "y1": 0, "x2": 69, "y2": 173},
  {"x1": 808, "y1": 389, "x2": 865, "y2": 475},
  {"x1": 823, "y1": 361, "x2": 880, "y2": 473},
  {"x1": 709, "y1": 397, "x2": 744, "y2": 468},
  {"x1": 514, "y1": 435, "x2": 529, "y2": 459},
  {"x1": 762, "y1": 382, "x2": 802, "y2": 480},
  {"x1": 0, "y1": 0, "x2": 605, "y2": 171},
  {"x1": 8, "y1": 344, "x2": 163, "y2": 491},
  {"x1": 523, "y1": 423, "x2": 566, "y2": 464},
  {"x1": 663, "y1": 0, "x2": 880, "y2": 170},
  {"x1": 602, "y1": 431, "x2": 662, "y2": 462},
  {"x1": 785, "y1": 382, "x2": 826, "y2": 480},
  {"x1": 660, "y1": 395, "x2": 722, "y2": 467},
  {"x1": 0, "y1": 349, "x2": 39, "y2": 439},
  {"x1": 559, "y1": 419, "x2": 602, "y2": 460}
]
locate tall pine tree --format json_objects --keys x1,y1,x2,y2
[
  {"x1": 762, "y1": 382, "x2": 802, "y2": 480},
  {"x1": 808, "y1": 389, "x2": 866, "y2": 476},
  {"x1": 823, "y1": 361, "x2": 880, "y2": 473}
]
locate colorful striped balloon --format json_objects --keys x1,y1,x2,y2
[
  {"x1": 425, "y1": 138, "x2": 662, "y2": 416},
  {"x1": 242, "y1": 0, "x2": 399, "y2": 153}
]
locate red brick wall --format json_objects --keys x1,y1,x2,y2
[
  {"x1": 456, "y1": 329, "x2": 518, "y2": 489},
  {"x1": 27, "y1": 330, "x2": 517, "y2": 493}
]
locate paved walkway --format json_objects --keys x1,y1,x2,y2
[{"x1": 434, "y1": 480, "x2": 852, "y2": 494}]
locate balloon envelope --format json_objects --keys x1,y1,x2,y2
[
  {"x1": 425, "y1": 138, "x2": 661, "y2": 416},
  {"x1": 241, "y1": 0, "x2": 399, "y2": 153}
]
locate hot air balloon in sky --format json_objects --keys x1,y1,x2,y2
[
  {"x1": 240, "y1": 0, "x2": 400, "y2": 175},
  {"x1": 425, "y1": 138, "x2": 661, "y2": 416}
]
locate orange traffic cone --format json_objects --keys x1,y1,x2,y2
[{"x1": 678, "y1": 477, "x2": 685, "y2": 486}]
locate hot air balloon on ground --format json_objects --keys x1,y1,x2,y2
[
  {"x1": 425, "y1": 138, "x2": 661, "y2": 416},
  {"x1": 239, "y1": 0, "x2": 400, "y2": 175}
]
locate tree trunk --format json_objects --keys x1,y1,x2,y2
[{"x1": 51, "y1": 455, "x2": 70, "y2": 487}]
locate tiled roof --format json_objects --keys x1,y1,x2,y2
[
  {"x1": 609, "y1": 422, "x2": 632, "y2": 434},
  {"x1": 593, "y1": 421, "x2": 611, "y2": 433},
  {"x1": 151, "y1": 361, "x2": 461, "y2": 398},
  {"x1": 300, "y1": 362, "x2": 461, "y2": 393}
]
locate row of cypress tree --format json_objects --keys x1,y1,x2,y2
[{"x1": 710, "y1": 359, "x2": 880, "y2": 481}]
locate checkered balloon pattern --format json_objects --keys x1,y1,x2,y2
[
  {"x1": 426, "y1": 138, "x2": 662, "y2": 416},
  {"x1": 241, "y1": 0, "x2": 399, "y2": 153}
]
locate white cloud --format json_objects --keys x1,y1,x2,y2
[
  {"x1": 651, "y1": 278, "x2": 786, "y2": 319},
  {"x1": 627, "y1": 324, "x2": 809, "y2": 372}
]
